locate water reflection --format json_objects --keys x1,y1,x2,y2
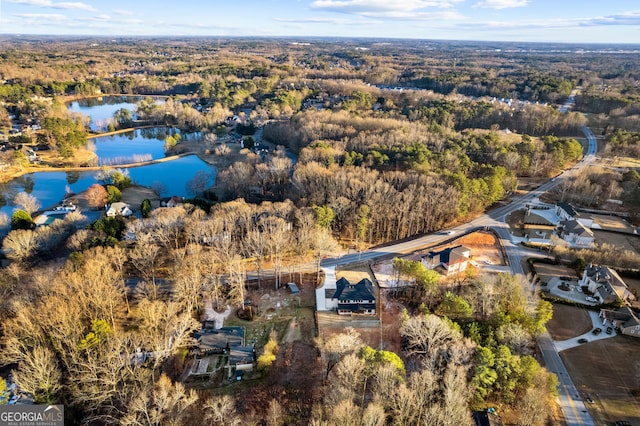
[{"x1": 0, "y1": 155, "x2": 216, "y2": 217}]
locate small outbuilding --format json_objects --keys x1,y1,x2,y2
[{"x1": 287, "y1": 282, "x2": 300, "y2": 294}]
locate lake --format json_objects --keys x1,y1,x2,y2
[
  {"x1": 67, "y1": 96, "x2": 164, "y2": 132},
  {"x1": 0, "y1": 155, "x2": 216, "y2": 217},
  {"x1": 91, "y1": 127, "x2": 203, "y2": 166}
]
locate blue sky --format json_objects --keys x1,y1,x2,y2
[{"x1": 1, "y1": 0, "x2": 639, "y2": 43}]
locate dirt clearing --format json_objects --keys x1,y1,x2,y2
[
  {"x1": 560, "y1": 336, "x2": 640, "y2": 425},
  {"x1": 546, "y1": 304, "x2": 592, "y2": 340}
]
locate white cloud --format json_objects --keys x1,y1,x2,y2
[
  {"x1": 466, "y1": 10, "x2": 640, "y2": 31},
  {"x1": 276, "y1": 16, "x2": 381, "y2": 25},
  {"x1": 360, "y1": 10, "x2": 463, "y2": 20},
  {"x1": 311, "y1": 0, "x2": 462, "y2": 13},
  {"x1": 7, "y1": 0, "x2": 97, "y2": 12},
  {"x1": 114, "y1": 9, "x2": 134, "y2": 16},
  {"x1": 12, "y1": 12, "x2": 68, "y2": 21},
  {"x1": 474, "y1": 0, "x2": 528, "y2": 9},
  {"x1": 7, "y1": 0, "x2": 52, "y2": 6},
  {"x1": 54, "y1": 2, "x2": 96, "y2": 11}
]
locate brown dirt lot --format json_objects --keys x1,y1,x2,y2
[
  {"x1": 546, "y1": 304, "x2": 592, "y2": 340},
  {"x1": 531, "y1": 262, "x2": 577, "y2": 285},
  {"x1": 593, "y1": 230, "x2": 640, "y2": 254},
  {"x1": 560, "y1": 336, "x2": 640, "y2": 425}
]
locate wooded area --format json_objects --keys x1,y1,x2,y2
[{"x1": 0, "y1": 37, "x2": 638, "y2": 424}]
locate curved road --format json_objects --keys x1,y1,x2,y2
[{"x1": 321, "y1": 125, "x2": 598, "y2": 426}]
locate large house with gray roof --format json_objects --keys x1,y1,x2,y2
[
  {"x1": 579, "y1": 265, "x2": 635, "y2": 305},
  {"x1": 324, "y1": 277, "x2": 376, "y2": 315}
]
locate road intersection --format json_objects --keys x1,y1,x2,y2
[{"x1": 321, "y1": 125, "x2": 599, "y2": 425}]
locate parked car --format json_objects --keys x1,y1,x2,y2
[
  {"x1": 585, "y1": 296, "x2": 598, "y2": 303},
  {"x1": 606, "y1": 327, "x2": 613, "y2": 335},
  {"x1": 578, "y1": 338, "x2": 588, "y2": 344},
  {"x1": 592, "y1": 328, "x2": 602, "y2": 335}
]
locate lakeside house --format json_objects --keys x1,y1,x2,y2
[{"x1": 106, "y1": 202, "x2": 133, "y2": 217}]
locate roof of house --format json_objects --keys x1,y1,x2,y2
[
  {"x1": 337, "y1": 303, "x2": 376, "y2": 311},
  {"x1": 424, "y1": 245, "x2": 470, "y2": 266},
  {"x1": 194, "y1": 326, "x2": 245, "y2": 352},
  {"x1": 523, "y1": 209, "x2": 556, "y2": 226},
  {"x1": 596, "y1": 283, "x2": 619, "y2": 303},
  {"x1": 331, "y1": 277, "x2": 375, "y2": 301},
  {"x1": 557, "y1": 202, "x2": 578, "y2": 218},
  {"x1": 229, "y1": 346, "x2": 255, "y2": 365},
  {"x1": 600, "y1": 307, "x2": 640, "y2": 328},
  {"x1": 585, "y1": 265, "x2": 627, "y2": 288},
  {"x1": 560, "y1": 219, "x2": 593, "y2": 237}
]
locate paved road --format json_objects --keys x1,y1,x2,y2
[{"x1": 321, "y1": 124, "x2": 599, "y2": 425}]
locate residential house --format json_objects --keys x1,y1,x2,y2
[
  {"x1": 599, "y1": 307, "x2": 640, "y2": 338},
  {"x1": 555, "y1": 201, "x2": 593, "y2": 228},
  {"x1": 194, "y1": 324, "x2": 245, "y2": 355},
  {"x1": 557, "y1": 219, "x2": 595, "y2": 248},
  {"x1": 421, "y1": 245, "x2": 471, "y2": 276},
  {"x1": 106, "y1": 202, "x2": 133, "y2": 217},
  {"x1": 189, "y1": 325, "x2": 256, "y2": 379},
  {"x1": 160, "y1": 196, "x2": 184, "y2": 208},
  {"x1": 580, "y1": 265, "x2": 635, "y2": 305},
  {"x1": 325, "y1": 277, "x2": 376, "y2": 315},
  {"x1": 555, "y1": 202, "x2": 578, "y2": 221}
]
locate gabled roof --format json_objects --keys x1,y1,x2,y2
[
  {"x1": 524, "y1": 210, "x2": 556, "y2": 226},
  {"x1": 194, "y1": 326, "x2": 245, "y2": 352},
  {"x1": 600, "y1": 307, "x2": 640, "y2": 328},
  {"x1": 560, "y1": 219, "x2": 593, "y2": 237},
  {"x1": 424, "y1": 245, "x2": 470, "y2": 266},
  {"x1": 332, "y1": 277, "x2": 375, "y2": 301},
  {"x1": 557, "y1": 202, "x2": 578, "y2": 218}
]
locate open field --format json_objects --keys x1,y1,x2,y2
[
  {"x1": 593, "y1": 230, "x2": 640, "y2": 254},
  {"x1": 560, "y1": 336, "x2": 640, "y2": 426},
  {"x1": 546, "y1": 304, "x2": 592, "y2": 341}
]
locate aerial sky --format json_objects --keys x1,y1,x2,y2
[{"x1": 1, "y1": 0, "x2": 639, "y2": 43}]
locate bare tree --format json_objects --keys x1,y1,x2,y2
[
  {"x1": 12, "y1": 346, "x2": 61, "y2": 404},
  {"x1": 2, "y1": 229, "x2": 40, "y2": 261},
  {"x1": 121, "y1": 374, "x2": 198, "y2": 426},
  {"x1": 13, "y1": 192, "x2": 41, "y2": 214}
]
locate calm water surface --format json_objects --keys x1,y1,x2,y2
[{"x1": 0, "y1": 155, "x2": 215, "y2": 217}]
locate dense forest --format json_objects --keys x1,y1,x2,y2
[{"x1": 0, "y1": 37, "x2": 638, "y2": 425}]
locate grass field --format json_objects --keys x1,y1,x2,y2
[
  {"x1": 546, "y1": 304, "x2": 592, "y2": 341},
  {"x1": 560, "y1": 336, "x2": 640, "y2": 425}
]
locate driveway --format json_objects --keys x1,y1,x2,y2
[
  {"x1": 554, "y1": 311, "x2": 615, "y2": 352},
  {"x1": 546, "y1": 277, "x2": 598, "y2": 306}
]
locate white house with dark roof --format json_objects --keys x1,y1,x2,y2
[
  {"x1": 557, "y1": 219, "x2": 595, "y2": 248},
  {"x1": 580, "y1": 265, "x2": 635, "y2": 305},
  {"x1": 421, "y1": 245, "x2": 471, "y2": 276},
  {"x1": 324, "y1": 277, "x2": 376, "y2": 315}
]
